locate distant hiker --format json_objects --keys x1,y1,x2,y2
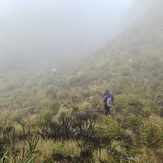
[
  {"x1": 52, "y1": 67, "x2": 56, "y2": 72},
  {"x1": 103, "y1": 89, "x2": 113, "y2": 117},
  {"x1": 52, "y1": 67, "x2": 57, "y2": 78}
]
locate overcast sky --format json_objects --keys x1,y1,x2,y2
[{"x1": 0, "y1": 0, "x2": 134, "y2": 62}]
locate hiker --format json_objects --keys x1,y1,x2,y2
[
  {"x1": 103, "y1": 89, "x2": 113, "y2": 117},
  {"x1": 52, "y1": 67, "x2": 56, "y2": 72},
  {"x1": 52, "y1": 67, "x2": 57, "y2": 78}
]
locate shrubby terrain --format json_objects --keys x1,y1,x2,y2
[{"x1": 0, "y1": 1, "x2": 163, "y2": 162}]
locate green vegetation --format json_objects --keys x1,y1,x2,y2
[{"x1": 0, "y1": 1, "x2": 163, "y2": 162}]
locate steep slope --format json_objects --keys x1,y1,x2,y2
[
  {"x1": 0, "y1": 0, "x2": 163, "y2": 111},
  {"x1": 0, "y1": 1, "x2": 163, "y2": 162},
  {"x1": 64, "y1": 0, "x2": 163, "y2": 99}
]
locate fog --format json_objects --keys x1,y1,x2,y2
[
  {"x1": 0, "y1": 0, "x2": 155, "y2": 70},
  {"x1": 0, "y1": 1, "x2": 133, "y2": 64}
]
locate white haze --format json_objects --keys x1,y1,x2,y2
[
  {"x1": 0, "y1": 1, "x2": 132, "y2": 59},
  {"x1": 0, "y1": 0, "x2": 155, "y2": 70}
]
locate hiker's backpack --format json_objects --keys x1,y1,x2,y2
[{"x1": 107, "y1": 96, "x2": 112, "y2": 107}]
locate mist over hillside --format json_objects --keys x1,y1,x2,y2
[
  {"x1": 0, "y1": 1, "x2": 163, "y2": 110},
  {"x1": 0, "y1": 1, "x2": 163, "y2": 162},
  {"x1": 0, "y1": 0, "x2": 156, "y2": 72},
  {"x1": 0, "y1": 1, "x2": 132, "y2": 67}
]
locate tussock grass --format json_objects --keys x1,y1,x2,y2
[
  {"x1": 36, "y1": 139, "x2": 56, "y2": 159},
  {"x1": 53, "y1": 140, "x2": 80, "y2": 157}
]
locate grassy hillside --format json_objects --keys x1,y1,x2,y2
[{"x1": 0, "y1": 1, "x2": 163, "y2": 162}]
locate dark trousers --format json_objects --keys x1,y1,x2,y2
[{"x1": 104, "y1": 104, "x2": 111, "y2": 115}]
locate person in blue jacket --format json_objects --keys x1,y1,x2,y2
[{"x1": 103, "y1": 89, "x2": 113, "y2": 117}]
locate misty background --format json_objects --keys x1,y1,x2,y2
[{"x1": 0, "y1": 0, "x2": 155, "y2": 71}]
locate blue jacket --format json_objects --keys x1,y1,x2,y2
[{"x1": 103, "y1": 93, "x2": 113, "y2": 104}]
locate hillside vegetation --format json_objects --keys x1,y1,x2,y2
[{"x1": 0, "y1": 1, "x2": 163, "y2": 162}]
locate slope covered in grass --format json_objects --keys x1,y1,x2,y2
[{"x1": 0, "y1": 0, "x2": 163, "y2": 162}]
